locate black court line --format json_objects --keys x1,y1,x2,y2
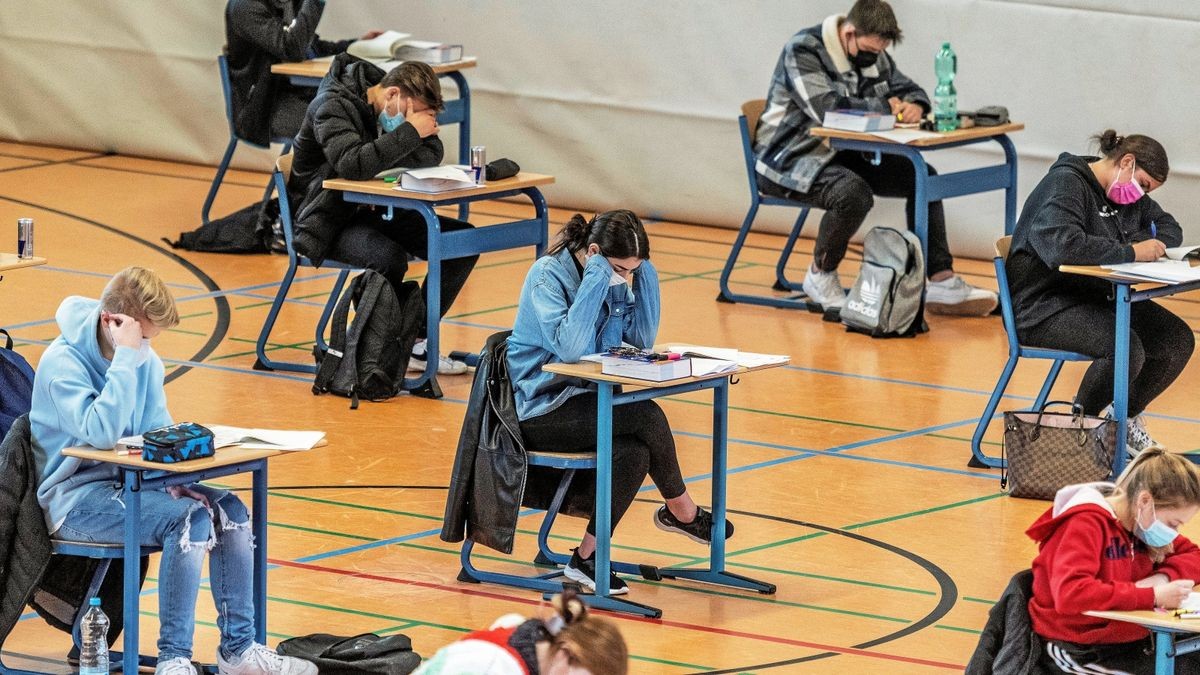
[
  {"x1": 0, "y1": 151, "x2": 58, "y2": 162},
  {"x1": 0, "y1": 195, "x2": 229, "y2": 384},
  {"x1": 0, "y1": 152, "x2": 108, "y2": 174}
]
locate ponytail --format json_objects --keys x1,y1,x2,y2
[
  {"x1": 546, "y1": 210, "x2": 650, "y2": 260},
  {"x1": 544, "y1": 590, "x2": 628, "y2": 675},
  {"x1": 1092, "y1": 129, "x2": 1169, "y2": 183}
]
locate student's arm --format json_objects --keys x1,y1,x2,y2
[
  {"x1": 1156, "y1": 535, "x2": 1200, "y2": 581},
  {"x1": 623, "y1": 260, "x2": 660, "y2": 350},
  {"x1": 314, "y1": 99, "x2": 426, "y2": 180},
  {"x1": 884, "y1": 62, "x2": 931, "y2": 113},
  {"x1": 1140, "y1": 200, "x2": 1183, "y2": 248},
  {"x1": 45, "y1": 349, "x2": 142, "y2": 450},
  {"x1": 784, "y1": 45, "x2": 889, "y2": 122},
  {"x1": 402, "y1": 135, "x2": 445, "y2": 170},
  {"x1": 1047, "y1": 514, "x2": 1156, "y2": 612},
  {"x1": 310, "y1": 36, "x2": 354, "y2": 58},
  {"x1": 1027, "y1": 187, "x2": 1134, "y2": 267},
  {"x1": 228, "y1": 0, "x2": 326, "y2": 63},
  {"x1": 529, "y1": 256, "x2": 612, "y2": 363}
]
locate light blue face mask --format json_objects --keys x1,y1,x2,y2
[
  {"x1": 1135, "y1": 501, "x2": 1179, "y2": 548},
  {"x1": 378, "y1": 95, "x2": 404, "y2": 133}
]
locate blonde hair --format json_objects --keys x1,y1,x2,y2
[
  {"x1": 99, "y1": 267, "x2": 179, "y2": 329},
  {"x1": 1114, "y1": 446, "x2": 1200, "y2": 562},
  {"x1": 547, "y1": 591, "x2": 628, "y2": 675}
]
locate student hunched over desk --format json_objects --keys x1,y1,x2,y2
[{"x1": 506, "y1": 210, "x2": 733, "y2": 596}]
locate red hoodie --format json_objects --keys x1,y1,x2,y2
[{"x1": 1026, "y1": 483, "x2": 1200, "y2": 644}]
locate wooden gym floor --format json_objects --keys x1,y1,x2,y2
[{"x1": 3, "y1": 140, "x2": 1200, "y2": 673}]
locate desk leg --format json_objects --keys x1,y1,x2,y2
[
  {"x1": 123, "y1": 470, "x2": 141, "y2": 675},
  {"x1": 446, "y1": 71, "x2": 472, "y2": 220},
  {"x1": 995, "y1": 134, "x2": 1019, "y2": 235},
  {"x1": 593, "y1": 383, "x2": 613, "y2": 601},
  {"x1": 522, "y1": 187, "x2": 550, "y2": 257},
  {"x1": 253, "y1": 461, "x2": 268, "y2": 643},
  {"x1": 1113, "y1": 283, "x2": 1131, "y2": 476},
  {"x1": 1155, "y1": 629, "x2": 1175, "y2": 675},
  {"x1": 659, "y1": 379, "x2": 776, "y2": 595},
  {"x1": 404, "y1": 206, "x2": 443, "y2": 399}
]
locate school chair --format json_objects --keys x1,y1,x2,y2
[
  {"x1": 969, "y1": 237, "x2": 1092, "y2": 468},
  {"x1": 202, "y1": 54, "x2": 293, "y2": 226},
  {"x1": 716, "y1": 99, "x2": 814, "y2": 310},
  {"x1": 254, "y1": 152, "x2": 355, "y2": 373}
]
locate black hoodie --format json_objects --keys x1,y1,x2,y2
[
  {"x1": 288, "y1": 53, "x2": 443, "y2": 264},
  {"x1": 1007, "y1": 152, "x2": 1181, "y2": 331}
]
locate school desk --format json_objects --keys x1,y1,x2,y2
[
  {"x1": 0, "y1": 253, "x2": 46, "y2": 273},
  {"x1": 1085, "y1": 608, "x2": 1200, "y2": 674}
]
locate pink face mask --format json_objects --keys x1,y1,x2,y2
[{"x1": 1107, "y1": 160, "x2": 1145, "y2": 205}]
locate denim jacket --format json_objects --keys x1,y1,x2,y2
[{"x1": 507, "y1": 248, "x2": 660, "y2": 420}]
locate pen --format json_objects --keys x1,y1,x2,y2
[{"x1": 1151, "y1": 222, "x2": 1158, "y2": 240}]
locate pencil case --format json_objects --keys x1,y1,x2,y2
[{"x1": 141, "y1": 422, "x2": 215, "y2": 463}]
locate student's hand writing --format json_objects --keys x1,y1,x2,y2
[
  {"x1": 1132, "y1": 239, "x2": 1167, "y2": 262},
  {"x1": 361, "y1": 30, "x2": 384, "y2": 40},
  {"x1": 166, "y1": 485, "x2": 211, "y2": 508},
  {"x1": 1154, "y1": 579, "x2": 1194, "y2": 609},
  {"x1": 900, "y1": 102, "x2": 923, "y2": 124},
  {"x1": 104, "y1": 312, "x2": 143, "y2": 350},
  {"x1": 405, "y1": 99, "x2": 439, "y2": 138}
]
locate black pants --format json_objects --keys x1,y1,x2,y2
[
  {"x1": 519, "y1": 395, "x2": 687, "y2": 537},
  {"x1": 1019, "y1": 301, "x2": 1194, "y2": 417},
  {"x1": 758, "y1": 151, "x2": 953, "y2": 277},
  {"x1": 328, "y1": 208, "x2": 478, "y2": 338},
  {"x1": 268, "y1": 87, "x2": 314, "y2": 141},
  {"x1": 1042, "y1": 637, "x2": 1200, "y2": 674}
]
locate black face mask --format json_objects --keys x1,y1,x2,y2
[{"x1": 848, "y1": 37, "x2": 879, "y2": 69}]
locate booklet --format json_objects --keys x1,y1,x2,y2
[
  {"x1": 397, "y1": 166, "x2": 477, "y2": 193},
  {"x1": 599, "y1": 355, "x2": 692, "y2": 382},
  {"x1": 823, "y1": 109, "x2": 895, "y2": 132},
  {"x1": 346, "y1": 30, "x2": 412, "y2": 60},
  {"x1": 1162, "y1": 245, "x2": 1200, "y2": 262},
  {"x1": 117, "y1": 426, "x2": 324, "y2": 454}
]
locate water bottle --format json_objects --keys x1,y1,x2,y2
[
  {"x1": 934, "y1": 42, "x2": 958, "y2": 132},
  {"x1": 79, "y1": 597, "x2": 109, "y2": 675}
]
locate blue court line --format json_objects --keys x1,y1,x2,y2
[
  {"x1": 33, "y1": 265, "x2": 203, "y2": 291},
  {"x1": 782, "y1": 364, "x2": 1036, "y2": 402}
]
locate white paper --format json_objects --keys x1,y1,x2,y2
[
  {"x1": 405, "y1": 166, "x2": 473, "y2": 181},
  {"x1": 735, "y1": 351, "x2": 791, "y2": 368},
  {"x1": 1162, "y1": 245, "x2": 1200, "y2": 261},
  {"x1": 346, "y1": 30, "x2": 411, "y2": 59},
  {"x1": 1100, "y1": 262, "x2": 1200, "y2": 283},
  {"x1": 205, "y1": 425, "x2": 325, "y2": 451},
  {"x1": 690, "y1": 357, "x2": 738, "y2": 376},
  {"x1": 664, "y1": 345, "x2": 739, "y2": 361},
  {"x1": 1180, "y1": 592, "x2": 1200, "y2": 612},
  {"x1": 117, "y1": 434, "x2": 143, "y2": 449},
  {"x1": 866, "y1": 128, "x2": 942, "y2": 144}
]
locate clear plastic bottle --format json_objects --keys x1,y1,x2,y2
[
  {"x1": 79, "y1": 597, "x2": 109, "y2": 675},
  {"x1": 934, "y1": 42, "x2": 958, "y2": 132}
]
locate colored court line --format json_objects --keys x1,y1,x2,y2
[{"x1": 32, "y1": 265, "x2": 204, "y2": 291}]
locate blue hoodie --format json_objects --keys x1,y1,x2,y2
[{"x1": 30, "y1": 297, "x2": 171, "y2": 533}]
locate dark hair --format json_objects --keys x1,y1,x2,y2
[
  {"x1": 546, "y1": 209, "x2": 650, "y2": 260},
  {"x1": 847, "y1": 0, "x2": 903, "y2": 43},
  {"x1": 1093, "y1": 129, "x2": 1169, "y2": 183},
  {"x1": 547, "y1": 590, "x2": 628, "y2": 675},
  {"x1": 380, "y1": 61, "x2": 444, "y2": 112}
]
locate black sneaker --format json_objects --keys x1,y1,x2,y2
[
  {"x1": 654, "y1": 505, "x2": 734, "y2": 544},
  {"x1": 563, "y1": 548, "x2": 629, "y2": 595}
]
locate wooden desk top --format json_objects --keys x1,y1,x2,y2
[
  {"x1": 810, "y1": 122, "x2": 1024, "y2": 147},
  {"x1": 63, "y1": 445, "x2": 285, "y2": 472},
  {"x1": 1057, "y1": 264, "x2": 1200, "y2": 287},
  {"x1": 543, "y1": 355, "x2": 786, "y2": 389},
  {"x1": 324, "y1": 172, "x2": 555, "y2": 202},
  {"x1": 272, "y1": 57, "x2": 477, "y2": 80},
  {"x1": 1086, "y1": 609, "x2": 1200, "y2": 633},
  {"x1": 0, "y1": 254, "x2": 47, "y2": 272}
]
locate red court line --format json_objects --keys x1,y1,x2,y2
[{"x1": 270, "y1": 558, "x2": 964, "y2": 671}]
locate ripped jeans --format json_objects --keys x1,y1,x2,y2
[{"x1": 55, "y1": 482, "x2": 254, "y2": 662}]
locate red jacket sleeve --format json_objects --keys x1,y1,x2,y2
[
  {"x1": 1048, "y1": 512, "x2": 1156, "y2": 613},
  {"x1": 1157, "y1": 535, "x2": 1200, "y2": 581}
]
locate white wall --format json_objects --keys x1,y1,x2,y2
[{"x1": 2, "y1": 1, "x2": 1197, "y2": 258}]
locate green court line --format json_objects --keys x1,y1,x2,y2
[
  {"x1": 664, "y1": 395, "x2": 907, "y2": 434},
  {"x1": 167, "y1": 327, "x2": 210, "y2": 337},
  {"x1": 138, "y1": 609, "x2": 290, "y2": 641},
  {"x1": 177, "y1": 310, "x2": 214, "y2": 320},
  {"x1": 236, "y1": 290, "x2": 329, "y2": 311},
  {"x1": 934, "y1": 624, "x2": 983, "y2": 635},
  {"x1": 962, "y1": 596, "x2": 997, "y2": 605},
  {"x1": 270, "y1": 521, "x2": 376, "y2": 541},
  {"x1": 269, "y1": 490, "x2": 443, "y2": 521},
  {"x1": 208, "y1": 339, "x2": 312, "y2": 362},
  {"x1": 727, "y1": 562, "x2": 938, "y2": 597}
]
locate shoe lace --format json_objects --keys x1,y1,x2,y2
[
  {"x1": 244, "y1": 645, "x2": 285, "y2": 671},
  {"x1": 159, "y1": 658, "x2": 196, "y2": 675}
]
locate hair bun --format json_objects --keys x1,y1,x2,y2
[
  {"x1": 1097, "y1": 129, "x2": 1122, "y2": 153},
  {"x1": 552, "y1": 589, "x2": 588, "y2": 625}
]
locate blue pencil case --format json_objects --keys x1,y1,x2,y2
[{"x1": 141, "y1": 422, "x2": 215, "y2": 463}]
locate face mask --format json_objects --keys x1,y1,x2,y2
[
  {"x1": 849, "y1": 36, "x2": 879, "y2": 69},
  {"x1": 608, "y1": 269, "x2": 627, "y2": 286},
  {"x1": 378, "y1": 95, "x2": 404, "y2": 133},
  {"x1": 1107, "y1": 160, "x2": 1145, "y2": 205},
  {"x1": 135, "y1": 338, "x2": 152, "y2": 366},
  {"x1": 1134, "y1": 500, "x2": 1178, "y2": 548}
]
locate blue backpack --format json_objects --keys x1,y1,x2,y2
[{"x1": 0, "y1": 329, "x2": 35, "y2": 438}]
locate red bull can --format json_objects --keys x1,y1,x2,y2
[
  {"x1": 17, "y1": 218, "x2": 33, "y2": 259},
  {"x1": 470, "y1": 146, "x2": 486, "y2": 185}
]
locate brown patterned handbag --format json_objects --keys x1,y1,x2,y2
[{"x1": 1001, "y1": 401, "x2": 1117, "y2": 500}]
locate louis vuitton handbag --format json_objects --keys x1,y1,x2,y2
[{"x1": 1001, "y1": 401, "x2": 1117, "y2": 500}]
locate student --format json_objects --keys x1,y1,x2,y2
[
  {"x1": 288, "y1": 55, "x2": 477, "y2": 375},
  {"x1": 1027, "y1": 448, "x2": 1200, "y2": 673},
  {"x1": 412, "y1": 590, "x2": 628, "y2": 675},
  {"x1": 753, "y1": 0, "x2": 997, "y2": 315},
  {"x1": 1008, "y1": 130, "x2": 1190, "y2": 454},
  {"x1": 225, "y1": 0, "x2": 380, "y2": 145},
  {"x1": 506, "y1": 210, "x2": 733, "y2": 595},
  {"x1": 29, "y1": 267, "x2": 313, "y2": 675}
]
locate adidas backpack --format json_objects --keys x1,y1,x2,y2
[
  {"x1": 0, "y1": 329, "x2": 35, "y2": 438},
  {"x1": 313, "y1": 271, "x2": 424, "y2": 408},
  {"x1": 840, "y1": 226, "x2": 928, "y2": 337}
]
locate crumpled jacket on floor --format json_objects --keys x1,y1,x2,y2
[{"x1": 967, "y1": 569, "x2": 1053, "y2": 675}]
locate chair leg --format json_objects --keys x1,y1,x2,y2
[
  {"x1": 70, "y1": 559, "x2": 112, "y2": 651},
  {"x1": 716, "y1": 203, "x2": 760, "y2": 304},
  {"x1": 971, "y1": 353, "x2": 1019, "y2": 468},
  {"x1": 314, "y1": 270, "x2": 351, "y2": 354},
  {"x1": 254, "y1": 259, "x2": 317, "y2": 373},
  {"x1": 201, "y1": 137, "x2": 239, "y2": 226},
  {"x1": 533, "y1": 469, "x2": 577, "y2": 567},
  {"x1": 1033, "y1": 360, "x2": 1065, "y2": 410},
  {"x1": 773, "y1": 208, "x2": 809, "y2": 292}
]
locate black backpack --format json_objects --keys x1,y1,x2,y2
[
  {"x1": 313, "y1": 271, "x2": 423, "y2": 408},
  {"x1": 276, "y1": 633, "x2": 421, "y2": 675},
  {"x1": 0, "y1": 330, "x2": 35, "y2": 438}
]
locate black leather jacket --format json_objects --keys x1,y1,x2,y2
[{"x1": 967, "y1": 569, "x2": 1053, "y2": 675}]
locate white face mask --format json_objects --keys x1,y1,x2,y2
[
  {"x1": 104, "y1": 328, "x2": 152, "y2": 366},
  {"x1": 608, "y1": 269, "x2": 627, "y2": 286}
]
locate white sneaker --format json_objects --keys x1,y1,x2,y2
[
  {"x1": 407, "y1": 340, "x2": 469, "y2": 376},
  {"x1": 801, "y1": 266, "x2": 847, "y2": 309},
  {"x1": 925, "y1": 275, "x2": 998, "y2": 316},
  {"x1": 1100, "y1": 405, "x2": 1158, "y2": 458},
  {"x1": 218, "y1": 643, "x2": 316, "y2": 675},
  {"x1": 156, "y1": 657, "x2": 200, "y2": 675}
]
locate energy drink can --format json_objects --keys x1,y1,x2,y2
[
  {"x1": 17, "y1": 218, "x2": 33, "y2": 259},
  {"x1": 470, "y1": 146, "x2": 486, "y2": 185}
]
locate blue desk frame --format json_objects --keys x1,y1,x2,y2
[{"x1": 333, "y1": 184, "x2": 549, "y2": 398}]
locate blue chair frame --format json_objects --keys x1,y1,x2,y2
[
  {"x1": 716, "y1": 99, "x2": 817, "y2": 311},
  {"x1": 970, "y1": 236, "x2": 1092, "y2": 467},
  {"x1": 202, "y1": 54, "x2": 294, "y2": 226},
  {"x1": 254, "y1": 153, "x2": 356, "y2": 373}
]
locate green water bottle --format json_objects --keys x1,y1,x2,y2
[{"x1": 934, "y1": 42, "x2": 958, "y2": 132}]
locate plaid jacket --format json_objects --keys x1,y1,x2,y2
[{"x1": 754, "y1": 15, "x2": 930, "y2": 193}]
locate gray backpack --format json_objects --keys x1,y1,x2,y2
[{"x1": 841, "y1": 227, "x2": 927, "y2": 337}]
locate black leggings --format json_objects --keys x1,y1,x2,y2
[
  {"x1": 1042, "y1": 637, "x2": 1200, "y2": 674},
  {"x1": 1019, "y1": 301, "x2": 1194, "y2": 417},
  {"x1": 519, "y1": 395, "x2": 687, "y2": 537}
]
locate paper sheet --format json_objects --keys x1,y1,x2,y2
[
  {"x1": 1100, "y1": 262, "x2": 1200, "y2": 283},
  {"x1": 866, "y1": 128, "x2": 942, "y2": 144}
]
